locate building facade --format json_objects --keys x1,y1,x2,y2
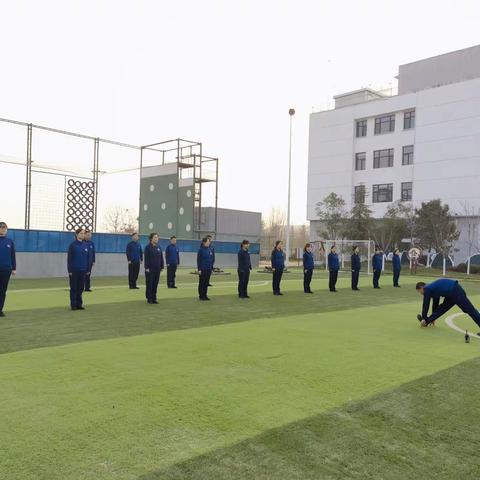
[{"x1": 307, "y1": 45, "x2": 480, "y2": 262}]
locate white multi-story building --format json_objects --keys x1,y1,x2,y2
[{"x1": 307, "y1": 45, "x2": 480, "y2": 262}]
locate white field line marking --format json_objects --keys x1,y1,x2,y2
[
  {"x1": 445, "y1": 312, "x2": 480, "y2": 340},
  {"x1": 9, "y1": 280, "x2": 270, "y2": 294}
]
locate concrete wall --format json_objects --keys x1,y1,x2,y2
[{"x1": 15, "y1": 252, "x2": 260, "y2": 278}]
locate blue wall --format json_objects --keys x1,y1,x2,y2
[{"x1": 9, "y1": 229, "x2": 260, "y2": 255}]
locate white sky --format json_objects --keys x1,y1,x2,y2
[{"x1": 1, "y1": 0, "x2": 480, "y2": 228}]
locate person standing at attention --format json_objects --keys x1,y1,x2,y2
[
  {"x1": 328, "y1": 245, "x2": 340, "y2": 292},
  {"x1": 392, "y1": 248, "x2": 402, "y2": 287},
  {"x1": 237, "y1": 239, "x2": 252, "y2": 299},
  {"x1": 0, "y1": 222, "x2": 16, "y2": 317},
  {"x1": 126, "y1": 232, "x2": 143, "y2": 289},
  {"x1": 303, "y1": 243, "x2": 314, "y2": 294},
  {"x1": 198, "y1": 236, "x2": 214, "y2": 300},
  {"x1": 83, "y1": 229, "x2": 96, "y2": 292},
  {"x1": 372, "y1": 246, "x2": 383, "y2": 289},
  {"x1": 271, "y1": 240, "x2": 285, "y2": 295},
  {"x1": 351, "y1": 245, "x2": 361, "y2": 291},
  {"x1": 67, "y1": 228, "x2": 89, "y2": 310},
  {"x1": 144, "y1": 233, "x2": 164, "y2": 304},
  {"x1": 165, "y1": 236, "x2": 180, "y2": 289}
]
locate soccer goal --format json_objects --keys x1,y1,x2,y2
[{"x1": 310, "y1": 239, "x2": 375, "y2": 275}]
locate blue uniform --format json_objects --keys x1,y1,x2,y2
[
  {"x1": 351, "y1": 252, "x2": 361, "y2": 290},
  {"x1": 237, "y1": 248, "x2": 252, "y2": 298},
  {"x1": 67, "y1": 240, "x2": 89, "y2": 309},
  {"x1": 271, "y1": 248, "x2": 285, "y2": 294},
  {"x1": 166, "y1": 243, "x2": 180, "y2": 288},
  {"x1": 392, "y1": 253, "x2": 401, "y2": 287},
  {"x1": 0, "y1": 236, "x2": 16, "y2": 314},
  {"x1": 84, "y1": 240, "x2": 96, "y2": 290},
  {"x1": 198, "y1": 246, "x2": 214, "y2": 299},
  {"x1": 126, "y1": 240, "x2": 143, "y2": 289},
  {"x1": 372, "y1": 253, "x2": 383, "y2": 288},
  {"x1": 144, "y1": 243, "x2": 164, "y2": 303},
  {"x1": 421, "y1": 278, "x2": 480, "y2": 328},
  {"x1": 303, "y1": 251, "x2": 314, "y2": 293},
  {"x1": 328, "y1": 252, "x2": 339, "y2": 292}
]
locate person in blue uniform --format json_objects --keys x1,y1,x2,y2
[
  {"x1": 237, "y1": 240, "x2": 252, "y2": 298},
  {"x1": 166, "y1": 236, "x2": 180, "y2": 289},
  {"x1": 351, "y1": 245, "x2": 361, "y2": 291},
  {"x1": 303, "y1": 243, "x2": 314, "y2": 294},
  {"x1": 83, "y1": 229, "x2": 96, "y2": 292},
  {"x1": 206, "y1": 234, "x2": 215, "y2": 287},
  {"x1": 271, "y1": 240, "x2": 285, "y2": 295},
  {"x1": 372, "y1": 246, "x2": 383, "y2": 289},
  {"x1": 0, "y1": 222, "x2": 16, "y2": 317},
  {"x1": 392, "y1": 248, "x2": 401, "y2": 287},
  {"x1": 328, "y1": 245, "x2": 339, "y2": 292},
  {"x1": 67, "y1": 228, "x2": 89, "y2": 310},
  {"x1": 198, "y1": 236, "x2": 214, "y2": 300},
  {"x1": 144, "y1": 233, "x2": 164, "y2": 304},
  {"x1": 416, "y1": 279, "x2": 480, "y2": 334},
  {"x1": 126, "y1": 232, "x2": 143, "y2": 289}
]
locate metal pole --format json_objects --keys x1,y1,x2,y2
[
  {"x1": 93, "y1": 138, "x2": 100, "y2": 232},
  {"x1": 139, "y1": 147, "x2": 144, "y2": 232},
  {"x1": 467, "y1": 256, "x2": 471, "y2": 275},
  {"x1": 62, "y1": 175, "x2": 67, "y2": 230},
  {"x1": 214, "y1": 157, "x2": 218, "y2": 238},
  {"x1": 367, "y1": 240, "x2": 371, "y2": 275},
  {"x1": 24, "y1": 124, "x2": 33, "y2": 229},
  {"x1": 286, "y1": 108, "x2": 295, "y2": 267}
]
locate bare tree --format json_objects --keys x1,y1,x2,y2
[
  {"x1": 103, "y1": 206, "x2": 138, "y2": 233},
  {"x1": 459, "y1": 201, "x2": 480, "y2": 258},
  {"x1": 260, "y1": 207, "x2": 286, "y2": 259}
]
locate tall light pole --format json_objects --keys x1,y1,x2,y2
[{"x1": 286, "y1": 108, "x2": 295, "y2": 268}]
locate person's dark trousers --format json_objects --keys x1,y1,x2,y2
[
  {"x1": 329, "y1": 270, "x2": 338, "y2": 291},
  {"x1": 128, "y1": 262, "x2": 140, "y2": 288},
  {"x1": 272, "y1": 269, "x2": 283, "y2": 294},
  {"x1": 167, "y1": 264, "x2": 178, "y2": 288},
  {"x1": 0, "y1": 269, "x2": 12, "y2": 312},
  {"x1": 393, "y1": 269, "x2": 400, "y2": 287},
  {"x1": 453, "y1": 285, "x2": 480, "y2": 328},
  {"x1": 238, "y1": 269, "x2": 250, "y2": 297},
  {"x1": 69, "y1": 271, "x2": 86, "y2": 308},
  {"x1": 373, "y1": 270, "x2": 381, "y2": 288},
  {"x1": 145, "y1": 269, "x2": 160, "y2": 302},
  {"x1": 198, "y1": 270, "x2": 212, "y2": 299},
  {"x1": 351, "y1": 269, "x2": 360, "y2": 290},
  {"x1": 85, "y1": 264, "x2": 93, "y2": 290},
  {"x1": 304, "y1": 269, "x2": 313, "y2": 292}
]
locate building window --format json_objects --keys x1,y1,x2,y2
[
  {"x1": 372, "y1": 183, "x2": 393, "y2": 203},
  {"x1": 373, "y1": 148, "x2": 394, "y2": 168},
  {"x1": 401, "y1": 182, "x2": 413, "y2": 201},
  {"x1": 404, "y1": 110, "x2": 415, "y2": 129},
  {"x1": 354, "y1": 185, "x2": 366, "y2": 204},
  {"x1": 402, "y1": 145, "x2": 414, "y2": 165},
  {"x1": 356, "y1": 120, "x2": 367, "y2": 137},
  {"x1": 374, "y1": 114, "x2": 395, "y2": 134},
  {"x1": 355, "y1": 152, "x2": 366, "y2": 170}
]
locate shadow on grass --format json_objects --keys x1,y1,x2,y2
[{"x1": 139, "y1": 357, "x2": 480, "y2": 480}]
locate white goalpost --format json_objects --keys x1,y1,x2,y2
[{"x1": 310, "y1": 239, "x2": 376, "y2": 276}]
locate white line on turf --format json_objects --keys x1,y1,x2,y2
[{"x1": 445, "y1": 313, "x2": 480, "y2": 339}]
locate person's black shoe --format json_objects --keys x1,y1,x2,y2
[
  {"x1": 330, "y1": 289, "x2": 337, "y2": 292},
  {"x1": 71, "y1": 307, "x2": 77, "y2": 311},
  {"x1": 147, "y1": 300, "x2": 153, "y2": 304},
  {"x1": 85, "y1": 289, "x2": 92, "y2": 292},
  {"x1": 244, "y1": 295, "x2": 250, "y2": 299},
  {"x1": 477, "y1": 332, "x2": 480, "y2": 337},
  {"x1": 374, "y1": 286, "x2": 381, "y2": 289},
  {"x1": 152, "y1": 300, "x2": 159, "y2": 304},
  {"x1": 0, "y1": 311, "x2": 5, "y2": 317},
  {"x1": 208, "y1": 284, "x2": 213, "y2": 287},
  {"x1": 133, "y1": 287, "x2": 140, "y2": 289},
  {"x1": 277, "y1": 292, "x2": 284, "y2": 296},
  {"x1": 308, "y1": 291, "x2": 314, "y2": 294},
  {"x1": 204, "y1": 297, "x2": 211, "y2": 301},
  {"x1": 77, "y1": 306, "x2": 85, "y2": 310}
]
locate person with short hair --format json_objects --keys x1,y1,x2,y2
[
  {"x1": 351, "y1": 245, "x2": 361, "y2": 291},
  {"x1": 126, "y1": 232, "x2": 143, "y2": 289},
  {"x1": 0, "y1": 222, "x2": 16, "y2": 317},
  {"x1": 165, "y1": 236, "x2": 180, "y2": 288},
  {"x1": 144, "y1": 233, "x2": 164, "y2": 304},
  {"x1": 416, "y1": 279, "x2": 480, "y2": 334},
  {"x1": 271, "y1": 240, "x2": 285, "y2": 295},
  {"x1": 67, "y1": 228, "x2": 89, "y2": 310},
  {"x1": 198, "y1": 236, "x2": 214, "y2": 300},
  {"x1": 372, "y1": 246, "x2": 383, "y2": 289},
  {"x1": 392, "y1": 248, "x2": 401, "y2": 287},
  {"x1": 303, "y1": 243, "x2": 314, "y2": 294},
  {"x1": 83, "y1": 229, "x2": 96, "y2": 292},
  {"x1": 237, "y1": 240, "x2": 252, "y2": 298},
  {"x1": 328, "y1": 245, "x2": 339, "y2": 292}
]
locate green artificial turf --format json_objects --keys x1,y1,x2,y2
[{"x1": 1, "y1": 269, "x2": 479, "y2": 479}]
